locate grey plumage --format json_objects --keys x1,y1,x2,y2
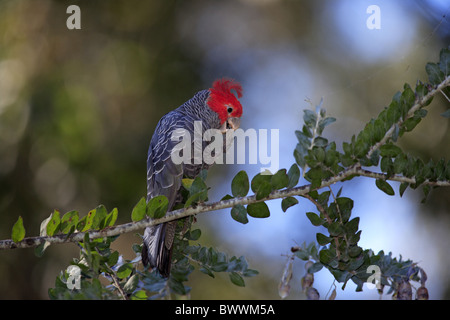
[
  {"x1": 142, "y1": 79, "x2": 243, "y2": 278},
  {"x1": 142, "y1": 90, "x2": 220, "y2": 277}
]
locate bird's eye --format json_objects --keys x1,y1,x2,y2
[{"x1": 227, "y1": 107, "x2": 233, "y2": 113}]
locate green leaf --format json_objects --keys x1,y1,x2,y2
[
  {"x1": 243, "y1": 269, "x2": 259, "y2": 277},
  {"x1": 123, "y1": 274, "x2": 139, "y2": 293},
  {"x1": 402, "y1": 117, "x2": 421, "y2": 132},
  {"x1": 246, "y1": 202, "x2": 270, "y2": 218},
  {"x1": 11, "y1": 216, "x2": 25, "y2": 243},
  {"x1": 439, "y1": 48, "x2": 450, "y2": 75},
  {"x1": 348, "y1": 230, "x2": 362, "y2": 245},
  {"x1": 93, "y1": 205, "x2": 108, "y2": 229},
  {"x1": 251, "y1": 173, "x2": 272, "y2": 200},
  {"x1": 188, "y1": 229, "x2": 202, "y2": 241},
  {"x1": 375, "y1": 179, "x2": 395, "y2": 196},
  {"x1": 200, "y1": 266, "x2": 215, "y2": 278},
  {"x1": 314, "y1": 137, "x2": 328, "y2": 147},
  {"x1": 231, "y1": 170, "x2": 249, "y2": 197},
  {"x1": 307, "y1": 262, "x2": 324, "y2": 274},
  {"x1": 426, "y1": 62, "x2": 444, "y2": 85},
  {"x1": 116, "y1": 263, "x2": 133, "y2": 279},
  {"x1": 421, "y1": 185, "x2": 431, "y2": 203},
  {"x1": 77, "y1": 215, "x2": 87, "y2": 232},
  {"x1": 381, "y1": 157, "x2": 393, "y2": 174},
  {"x1": 189, "y1": 176, "x2": 208, "y2": 196},
  {"x1": 287, "y1": 164, "x2": 300, "y2": 188},
  {"x1": 348, "y1": 245, "x2": 362, "y2": 258},
  {"x1": 60, "y1": 210, "x2": 79, "y2": 234},
  {"x1": 147, "y1": 195, "x2": 169, "y2": 219},
  {"x1": 294, "y1": 144, "x2": 308, "y2": 167},
  {"x1": 295, "y1": 130, "x2": 310, "y2": 147},
  {"x1": 306, "y1": 211, "x2": 324, "y2": 226},
  {"x1": 107, "y1": 250, "x2": 120, "y2": 266},
  {"x1": 185, "y1": 177, "x2": 208, "y2": 207},
  {"x1": 221, "y1": 194, "x2": 234, "y2": 201},
  {"x1": 104, "y1": 208, "x2": 118, "y2": 227},
  {"x1": 81, "y1": 209, "x2": 96, "y2": 232},
  {"x1": 34, "y1": 241, "x2": 50, "y2": 258},
  {"x1": 379, "y1": 144, "x2": 402, "y2": 157},
  {"x1": 131, "y1": 290, "x2": 148, "y2": 300},
  {"x1": 328, "y1": 222, "x2": 343, "y2": 236},
  {"x1": 231, "y1": 205, "x2": 248, "y2": 224},
  {"x1": 345, "y1": 217, "x2": 360, "y2": 235},
  {"x1": 211, "y1": 262, "x2": 228, "y2": 273},
  {"x1": 229, "y1": 272, "x2": 245, "y2": 287},
  {"x1": 319, "y1": 249, "x2": 335, "y2": 265},
  {"x1": 305, "y1": 167, "x2": 324, "y2": 189},
  {"x1": 182, "y1": 178, "x2": 194, "y2": 190},
  {"x1": 303, "y1": 109, "x2": 318, "y2": 128},
  {"x1": 271, "y1": 169, "x2": 289, "y2": 190},
  {"x1": 281, "y1": 197, "x2": 299, "y2": 212},
  {"x1": 46, "y1": 210, "x2": 61, "y2": 236},
  {"x1": 399, "y1": 182, "x2": 409, "y2": 197},
  {"x1": 316, "y1": 233, "x2": 332, "y2": 246},
  {"x1": 131, "y1": 197, "x2": 147, "y2": 222},
  {"x1": 318, "y1": 117, "x2": 336, "y2": 135},
  {"x1": 336, "y1": 197, "x2": 353, "y2": 223}
]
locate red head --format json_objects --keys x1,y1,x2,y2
[{"x1": 207, "y1": 78, "x2": 243, "y2": 125}]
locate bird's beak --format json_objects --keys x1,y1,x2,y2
[
  {"x1": 227, "y1": 117, "x2": 241, "y2": 130},
  {"x1": 220, "y1": 117, "x2": 240, "y2": 133}
]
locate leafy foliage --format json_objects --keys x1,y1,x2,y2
[
  {"x1": 45, "y1": 172, "x2": 258, "y2": 300},
  {"x1": 7, "y1": 48, "x2": 450, "y2": 299}
]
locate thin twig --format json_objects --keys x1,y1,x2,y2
[{"x1": 367, "y1": 74, "x2": 450, "y2": 158}]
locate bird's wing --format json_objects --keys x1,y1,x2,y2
[{"x1": 146, "y1": 110, "x2": 189, "y2": 209}]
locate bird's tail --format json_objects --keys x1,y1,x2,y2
[{"x1": 142, "y1": 223, "x2": 174, "y2": 278}]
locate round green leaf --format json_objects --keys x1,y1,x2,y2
[
  {"x1": 281, "y1": 197, "x2": 299, "y2": 212},
  {"x1": 188, "y1": 229, "x2": 202, "y2": 241},
  {"x1": 271, "y1": 169, "x2": 289, "y2": 190},
  {"x1": 231, "y1": 205, "x2": 248, "y2": 224},
  {"x1": 246, "y1": 202, "x2": 270, "y2": 218},
  {"x1": 147, "y1": 195, "x2": 169, "y2": 219},
  {"x1": 306, "y1": 211, "x2": 324, "y2": 226}
]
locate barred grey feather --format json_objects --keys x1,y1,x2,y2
[{"x1": 142, "y1": 89, "x2": 222, "y2": 277}]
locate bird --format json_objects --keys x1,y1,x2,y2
[{"x1": 142, "y1": 78, "x2": 244, "y2": 277}]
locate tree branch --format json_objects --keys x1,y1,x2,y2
[
  {"x1": 1, "y1": 74, "x2": 449, "y2": 251},
  {"x1": 1, "y1": 165, "x2": 448, "y2": 250}
]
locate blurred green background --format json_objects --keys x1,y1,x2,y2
[{"x1": 0, "y1": 0, "x2": 449, "y2": 299}]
